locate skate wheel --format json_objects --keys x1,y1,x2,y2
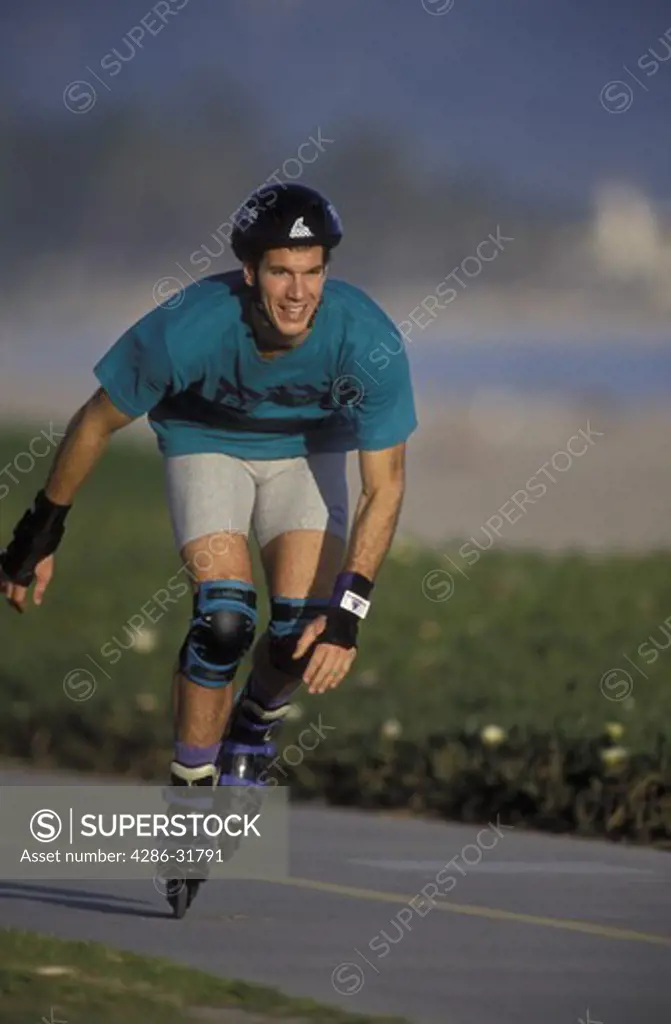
[
  {"x1": 169, "y1": 883, "x2": 189, "y2": 919},
  {"x1": 187, "y1": 879, "x2": 202, "y2": 908}
]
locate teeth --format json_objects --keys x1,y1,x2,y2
[{"x1": 282, "y1": 306, "x2": 306, "y2": 320}]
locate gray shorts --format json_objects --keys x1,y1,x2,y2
[{"x1": 164, "y1": 451, "x2": 349, "y2": 550}]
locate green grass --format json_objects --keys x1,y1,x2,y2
[
  {"x1": 0, "y1": 927, "x2": 406, "y2": 1024},
  {"x1": 1, "y1": 423, "x2": 670, "y2": 842},
  {"x1": 1, "y1": 424, "x2": 669, "y2": 751}
]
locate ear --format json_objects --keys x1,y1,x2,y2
[{"x1": 242, "y1": 262, "x2": 255, "y2": 287}]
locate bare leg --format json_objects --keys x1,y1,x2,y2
[
  {"x1": 174, "y1": 531, "x2": 254, "y2": 748},
  {"x1": 217, "y1": 528, "x2": 345, "y2": 781},
  {"x1": 254, "y1": 527, "x2": 345, "y2": 704},
  {"x1": 262, "y1": 528, "x2": 344, "y2": 599}
]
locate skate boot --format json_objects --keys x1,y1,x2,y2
[
  {"x1": 213, "y1": 687, "x2": 290, "y2": 859},
  {"x1": 162, "y1": 761, "x2": 219, "y2": 918},
  {"x1": 217, "y1": 686, "x2": 291, "y2": 787}
]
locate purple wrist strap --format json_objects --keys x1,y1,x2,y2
[{"x1": 329, "y1": 571, "x2": 374, "y2": 609}]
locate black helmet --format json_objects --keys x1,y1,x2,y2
[{"x1": 231, "y1": 184, "x2": 343, "y2": 263}]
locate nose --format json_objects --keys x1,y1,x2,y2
[{"x1": 287, "y1": 274, "x2": 305, "y2": 301}]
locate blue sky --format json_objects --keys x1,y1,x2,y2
[{"x1": 3, "y1": 0, "x2": 671, "y2": 204}]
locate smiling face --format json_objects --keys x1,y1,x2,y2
[{"x1": 244, "y1": 245, "x2": 328, "y2": 343}]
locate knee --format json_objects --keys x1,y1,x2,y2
[
  {"x1": 268, "y1": 633, "x2": 308, "y2": 676},
  {"x1": 180, "y1": 580, "x2": 257, "y2": 688}
]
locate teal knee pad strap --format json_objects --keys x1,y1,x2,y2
[{"x1": 267, "y1": 596, "x2": 330, "y2": 676}]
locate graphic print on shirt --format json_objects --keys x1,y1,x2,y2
[{"x1": 211, "y1": 376, "x2": 334, "y2": 413}]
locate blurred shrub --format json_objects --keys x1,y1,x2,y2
[{"x1": 1, "y1": 427, "x2": 670, "y2": 846}]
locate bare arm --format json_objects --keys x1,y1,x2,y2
[
  {"x1": 44, "y1": 386, "x2": 135, "y2": 505},
  {"x1": 0, "y1": 387, "x2": 134, "y2": 611},
  {"x1": 293, "y1": 442, "x2": 407, "y2": 692},
  {"x1": 344, "y1": 442, "x2": 407, "y2": 581}
]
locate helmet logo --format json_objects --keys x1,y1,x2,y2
[{"x1": 288, "y1": 216, "x2": 314, "y2": 239}]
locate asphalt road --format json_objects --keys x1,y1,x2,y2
[{"x1": 1, "y1": 767, "x2": 670, "y2": 1024}]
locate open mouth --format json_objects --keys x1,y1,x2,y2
[{"x1": 278, "y1": 304, "x2": 308, "y2": 322}]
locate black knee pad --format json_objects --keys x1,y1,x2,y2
[
  {"x1": 179, "y1": 580, "x2": 257, "y2": 688},
  {"x1": 267, "y1": 596, "x2": 330, "y2": 677}
]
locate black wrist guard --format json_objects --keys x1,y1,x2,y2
[
  {"x1": 0, "y1": 490, "x2": 71, "y2": 586},
  {"x1": 319, "y1": 571, "x2": 374, "y2": 650}
]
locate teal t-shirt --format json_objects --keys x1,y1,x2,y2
[{"x1": 93, "y1": 272, "x2": 418, "y2": 459}]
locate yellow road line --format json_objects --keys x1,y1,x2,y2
[{"x1": 271, "y1": 876, "x2": 671, "y2": 948}]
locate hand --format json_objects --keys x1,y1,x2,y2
[
  {"x1": 292, "y1": 614, "x2": 357, "y2": 694},
  {"x1": 0, "y1": 554, "x2": 54, "y2": 614}
]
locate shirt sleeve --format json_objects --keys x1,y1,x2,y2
[
  {"x1": 349, "y1": 325, "x2": 418, "y2": 451},
  {"x1": 93, "y1": 310, "x2": 174, "y2": 418}
]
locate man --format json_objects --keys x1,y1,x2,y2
[{"x1": 0, "y1": 184, "x2": 417, "y2": 796}]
